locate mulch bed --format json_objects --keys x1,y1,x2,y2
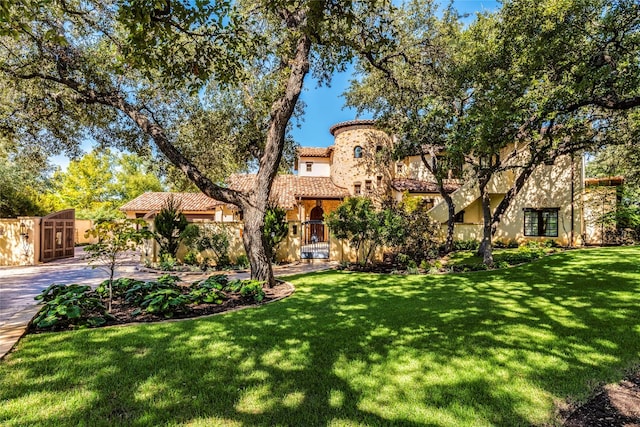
[
  {"x1": 563, "y1": 371, "x2": 640, "y2": 426},
  {"x1": 28, "y1": 281, "x2": 294, "y2": 333}
]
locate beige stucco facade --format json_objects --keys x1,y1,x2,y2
[
  {"x1": 119, "y1": 120, "x2": 622, "y2": 265},
  {"x1": 0, "y1": 217, "x2": 40, "y2": 266}
]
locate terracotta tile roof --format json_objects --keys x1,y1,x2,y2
[
  {"x1": 120, "y1": 192, "x2": 225, "y2": 212},
  {"x1": 228, "y1": 174, "x2": 350, "y2": 209},
  {"x1": 298, "y1": 147, "x2": 333, "y2": 158},
  {"x1": 329, "y1": 119, "x2": 376, "y2": 136},
  {"x1": 123, "y1": 175, "x2": 351, "y2": 213},
  {"x1": 585, "y1": 176, "x2": 624, "y2": 187},
  {"x1": 391, "y1": 178, "x2": 461, "y2": 194}
]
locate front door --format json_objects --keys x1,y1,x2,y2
[
  {"x1": 301, "y1": 205, "x2": 329, "y2": 259},
  {"x1": 309, "y1": 206, "x2": 325, "y2": 242}
]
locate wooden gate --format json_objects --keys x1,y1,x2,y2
[{"x1": 41, "y1": 209, "x2": 75, "y2": 263}]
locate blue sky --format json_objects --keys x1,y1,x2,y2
[
  {"x1": 52, "y1": 0, "x2": 500, "y2": 169},
  {"x1": 291, "y1": 0, "x2": 500, "y2": 149}
]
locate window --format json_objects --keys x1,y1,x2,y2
[
  {"x1": 292, "y1": 225, "x2": 298, "y2": 235},
  {"x1": 354, "y1": 146, "x2": 363, "y2": 158},
  {"x1": 354, "y1": 183, "x2": 362, "y2": 195},
  {"x1": 524, "y1": 208, "x2": 559, "y2": 237},
  {"x1": 454, "y1": 210, "x2": 465, "y2": 223},
  {"x1": 305, "y1": 162, "x2": 313, "y2": 172},
  {"x1": 376, "y1": 175, "x2": 382, "y2": 187},
  {"x1": 376, "y1": 145, "x2": 383, "y2": 153},
  {"x1": 424, "y1": 198, "x2": 435, "y2": 210},
  {"x1": 365, "y1": 180, "x2": 372, "y2": 192},
  {"x1": 396, "y1": 162, "x2": 404, "y2": 173}
]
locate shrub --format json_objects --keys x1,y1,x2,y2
[
  {"x1": 194, "y1": 225, "x2": 231, "y2": 268},
  {"x1": 153, "y1": 195, "x2": 190, "y2": 258},
  {"x1": 189, "y1": 275, "x2": 230, "y2": 304},
  {"x1": 495, "y1": 261, "x2": 510, "y2": 269},
  {"x1": 396, "y1": 253, "x2": 411, "y2": 268},
  {"x1": 96, "y1": 278, "x2": 144, "y2": 299},
  {"x1": 216, "y1": 254, "x2": 231, "y2": 270},
  {"x1": 450, "y1": 262, "x2": 489, "y2": 273},
  {"x1": 33, "y1": 284, "x2": 108, "y2": 329},
  {"x1": 493, "y1": 247, "x2": 545, "y2": 265},
  {"x1": 452, "y1": 240, "x2": 479, "y2": 251},
  {"x1": 139, "y1": 288, "x2": 190, "y2": 318},
  {"x1": 239, "y1": 280, "x2": 266, "y2": 302},
  {"x1": 159, "y1": 254, "x2": 176, "y2": 271},
  {"x1": 124, "y1": 275, "x2": 180, "y2": 305},
  {"x1": 235, "y1": 254, "x2": 249, "y2": 269},
  {"x1": 228, "y1": 279, "x2": 265, "y2": 302},
  {"x1": 406, "y1": 260, "x2": 419, "y2": 274},
  {"x1": 183, "y1": 251, "x2": 198, "y2": 266},
  {"x1": 189, "y1": 275, "x2": 229, "y2": 304},
  {"x1": 264, "y1": 204, "x2": 289, "y2": 262}
]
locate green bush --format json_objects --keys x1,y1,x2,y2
[
  {"x1": 159, "y1": 254, "x2": 177, "y2": 271},
  {"x1": 33, "y1": 284, "x2": 108, "y2": 329},
  {"x1": 495, "y1": 261, "x2": 510, "y2": 269},
  {"x1": 125, "y1": 275, "x2": 180, "y2": 305},
  {"x1": 406, "y1": 260, "x2": 419, "y2": 274},
  {"x1": 235, "y1": 254, "x2": 249, "y2": 269},
  {"x1": 188, "y1": 275, "x2": 229, "y2": 304},
  {"x1": 139, "y1": 288, "x2": 190, "y2": 318},
  {"x1": 96, "y1": 278, "x2": 144, "y2": 299},
  {"x1": 396, "y1": 253, "x2": 411, "y2": 267},
  {"x1": 216, "y1": 254, "x2": 231, "y2": 270},
  {"x1": 228, "y1": 279, "x2": 265, "y2": 302},
  {"x1": 494, "y1": 247, "x2": 544, "y2": 265},
  {"x1": 183, "y1": 251, "x2": 198, "y2": 266},
  {"x1": 452, "y1": 240, "x2": 479, "y2": 251},
  {"x1": 450, "y1": 263, "x2": 489, "y2": 273}
]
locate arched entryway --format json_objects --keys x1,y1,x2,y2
[
  {"x1": 309, "y1": 206, "x2": 325, "y2": 242},
  {"x1": 301, "y1": 205, "x2": 329, "y2": 259}
]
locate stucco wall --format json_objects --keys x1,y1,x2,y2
[
  {"x1": 582, "y1": 185, "x2": 618, "y2": 245},
  {"x1": 0, "y1": 217, "x2": 40, "y2": 266},
  {"x1": 75, "y1": 219, "x2": 97, "y2": 244},
  {"x1": 298, "y1": 157, "x2": 331, "y2": 177}
]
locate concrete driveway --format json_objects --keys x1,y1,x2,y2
[
  {"x1": 0, "y1": 248, "x2": 163, "y2": 358},
  {"x1": 0, "y1": 248, "x2": 334, "y2": 359}
]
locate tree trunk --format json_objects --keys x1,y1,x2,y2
[
  {"x1": 13, "y1": 24, "x2": 312, "y2": 290},
  {"x1": 242, "y1": 203, "x2": 275, "y2": 287},
  {"x1": 478, "y1": 175, "x2": 494, "y2": 266},
  {"x1": 443, "y1": 191, "x2": 455, "y2": 253},
  {"x1": 489, "y1": 160, "x2": 538, "y2": 239},
  {"x1": 419, "y1": 151, "x2": 455, "y2": 253}
]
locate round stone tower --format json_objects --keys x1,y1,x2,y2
[{"x1": 329, "y1": 120, "x2": 393, "y2": 196}]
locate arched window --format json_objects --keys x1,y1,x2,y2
[{"x1": 354, "y1": 146, "x2": 363, "y2": 158}]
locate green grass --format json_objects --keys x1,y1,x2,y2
[{"x1": 2, "y1": 247, "x2": 640, "y2": 426}]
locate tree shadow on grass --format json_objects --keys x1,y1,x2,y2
[{"x1": 1, "y1": 247, "x2": 640, "y2": 426}]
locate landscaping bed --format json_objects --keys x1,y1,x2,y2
[{"x1": 29, "y1": 275, "x2": 293, "y2": 333}]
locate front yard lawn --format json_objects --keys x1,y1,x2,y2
[{"x1": 1, "y1": 247, "x2": 639, "y2": 426}]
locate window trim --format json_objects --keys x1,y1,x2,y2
[
  {"x1": 523, "y1": 208, "x2": 559, "y2": 237},
  {"x1": 305, "y1": 162, "x2": 313, "y2": 172}
]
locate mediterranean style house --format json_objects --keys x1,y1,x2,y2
[{"x1": 121, "y1": 120, "x2": 622, "y2": 263}]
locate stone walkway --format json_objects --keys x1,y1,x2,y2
[{"x1": 0, "y1": 250, "x2": 334, "y2": 360}]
